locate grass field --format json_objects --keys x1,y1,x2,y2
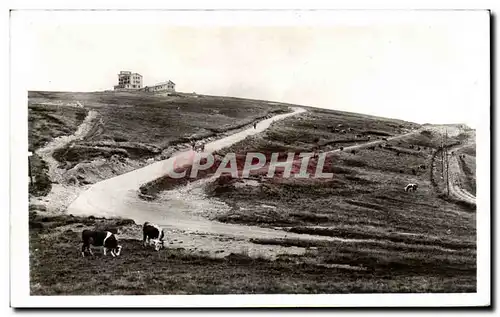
[
  {"x1": 28, "y1": 102, "x2": 88, "y2": 152},
  {"x1": 138, "y1": 107, "x2": 476, "y2": 293},
  {"x1": 28, "y1": 91, "x2": 291, "y2": 194},
  {"x1": 29, "y1": 91, "x2": 290, "y2": 147},
  {"x1": 29, "y1": 213, "x2": 475, "y2": 295},
  {"x1": 28, "y1": 93, "x2": 476, "y2": 294}
]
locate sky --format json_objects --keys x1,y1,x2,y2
[{"x1": 12, "y1": 10, "x2": 489, "y2": 128}]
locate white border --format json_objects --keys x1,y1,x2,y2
[{"x1": 8, "y1": 6, "x2": 491, "y2": 309}]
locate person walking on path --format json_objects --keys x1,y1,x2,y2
[{"x1": 253, "y1": 122, "x2": 257, "y2": 129}]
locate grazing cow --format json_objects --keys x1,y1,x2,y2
[
  {"x1": 382, "y1": 137, "x2": 388, "y2": 141},
  {"x1": 143, "y1": 222, "x2": 166, "y2": 251},
  {"x1": 404, "y1": 183, "x2": 418, "y2": 192},
  {"x1": 81, "y1": 230, "x2": 122, "y2": 257}
]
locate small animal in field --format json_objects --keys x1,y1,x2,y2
[
  {"x1": 143, "y1": 222, "x2": 166, "y2": 251},
  {"x1": 81, "y1": 230, "x2": 122, "y2": 257},
  {"x1": 404, "y1": 183, "x2": 418, "y2": 192}
]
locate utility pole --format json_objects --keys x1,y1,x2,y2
[
  {"x1": 441, "y1": 128, "x2": 445, "y2": 178},
  {"x1": 28, "y1": 151, "x2": 34, "y2": 187},
  {"x1": 445, "y1": 128, "x2": 450, "y2": 196}
]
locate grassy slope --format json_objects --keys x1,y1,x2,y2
[
  {"x1": 29, "y1": 91, "x2": 290, "y2": 147},
  {"x1": 205, "y1": 109, "x2": 475, "y2": 291},
  {"x1": 29, "y1": 214, "x2": 474, "y2": 295},
  {"x1": 28, "y1": 103, "x2": 88, "y2": 152},
  {"x1": 28, "y1": 91, "x2": 291, "y2": 192},
  {"x1": 28, "y1": 103, "x2": 89, "y2": 196},
  {"x1": 457, "y1": 144, "x2": 477, "y2": 195},
  {"x1": 28, "y1": 96, "x2": 476, "y2": 294},
  {"x1": 134, "y1": 107, "x2": 476, "y2": 293}
]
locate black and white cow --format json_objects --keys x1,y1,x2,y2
[
  {"x1": 404, "y1": 183, "x2": 418, "y2": 192},
  {"x1": 81, "y1": 230, "x2": 122, "y2": 257},
  {"x1": 143, "y1": 222, "x2": 166, "y2": 251}
]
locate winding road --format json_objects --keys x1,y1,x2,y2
[
  {"x1": 63, "y1": 107, "x2": 473, "y2": 258},
  {"x1": 67, "y1": 108, "x2": 344, "y2": 242}
]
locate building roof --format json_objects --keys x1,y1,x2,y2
[{"x1": 153, "y1": 80, "x2": 175, "y2": 86}]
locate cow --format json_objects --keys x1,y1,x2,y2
[
  {"x1": 143, "y1": 222, "x2": 166, "y2": 251},
  {"x1": 81, "y1": 230, "x2": 122, "y2": 257},
  {"x1": 404, "y1": 183, "x2": 418, "y2": 192}
]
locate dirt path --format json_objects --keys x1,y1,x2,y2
[
  {"x1": 36, "y1": 109, "x2": 99, "y2": 183},
  {"x1": 31, "y1": 106, "x2": 100, "y2": 213},
  {"x1": 427, "y1": 126, "x2": 476, "y2": 206},
  {"x1": 67, "y1": 107, "x2": 329, "y2": 258},
  {"x1": 66, "y1": 107, "x2": 435, "y2": 259},
  {"x1": 326, "y1": 128, "x2": 421, "y2": 154},
  {"x1": 447, "y1": 146, "x2": 476, "y2": 205}
]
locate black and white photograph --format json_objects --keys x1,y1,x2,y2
[{"x1": 9, "y1": 8, "x2": 491, "y2": 308}]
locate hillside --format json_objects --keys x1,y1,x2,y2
[
  {"x1": 28, "y1": 91, "x2": 476, "y2": 294},
  {"x1": 28, "y1": 91, "x2": 290, "y2": 201}
]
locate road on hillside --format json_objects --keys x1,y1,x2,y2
[
  {"x1": 446, "y1": 144, "x2": 476, "y2": 205},
  {"x1": 325, "y1": 129, "x2": 421, "y2": 154},
  {"x1": 68, "y1": 108, "x2": 336, "y2": 240},
  {"x1": 65, "y1": 111, "x2": 461, "y2": 257}
]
